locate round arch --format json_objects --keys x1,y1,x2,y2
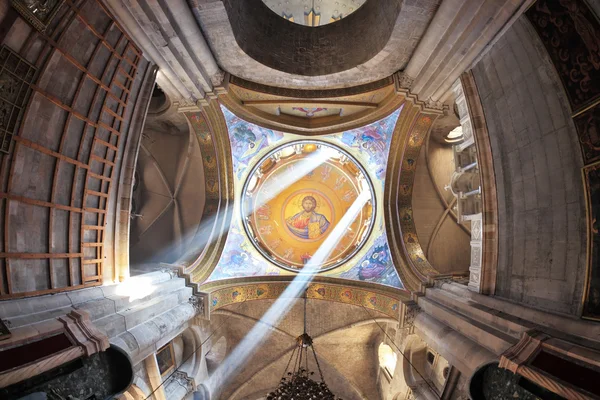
[{"x1": 221, "y1": 0, "x2": 402, "y2": 76}]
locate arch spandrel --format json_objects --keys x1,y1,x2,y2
[
  {"x1": 218, "y1": 75, "x2": 405, "y2": 136},
  {"x1": 201, "y1": 276, "x2": 409, "y2": 319},
  {"x1": 167, "y1": 101, "x2": 235, "y2": 285},
  {"x1": 384, "y1": 102, "x2": 443, "y2": 292}
]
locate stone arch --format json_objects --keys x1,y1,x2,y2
[
  {"x1": 402, "y1": 335, "x2": 429, "y2": 390},
  {"x1": 122, "y1": 382, "x2": 148, "y2": 400},
  {"x1": 163, "y1": 327, "x2": 208, "y2": 400},
  {"x1": 378, "y1": 343, "x2": 398, "y2": 377},
  {"x1": 220, "y1": 0, "x2": 401, "y2": 77},
  {"x1": 205, "y1": 335, "x2": 227, "y2": 375},
  {"x1": 147, "y1": 84, "x2": 171, "y2": 116}
]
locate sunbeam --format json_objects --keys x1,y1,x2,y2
[{"x1": 204, "y1": 190, "x2": 370, "y2": 397}]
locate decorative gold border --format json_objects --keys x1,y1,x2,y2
[
  {"x1": 173, "y1": 101, "x2": 235, "y2": 286},
  {"x1": 384, "y1": 102, "x2": 440, "y2": 292},
  {"x1": 396, "y1": 114, "x2": 439, "y2": 281},
  {"x1": 207, "y1": 279, "x2": 406, "y2": 318},
  {"x1": 200, "y1": 274, "x2": 410, "y2": 298},
  {"x1": 219, "y1": 75, "x2": 405, "y2": 136},
  {"x1": 581, "y1": 159, "x2": 600, "y2": 321},
  {"x1": 10, "y1": 0, "x2": 65, "y2": 33}
]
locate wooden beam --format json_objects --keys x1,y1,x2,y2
[
  {"x1": 90, "y1": 154, "x2": 115, "y2": 167},
  {"x1": 82, "y1": 225, "x2": 104, "y2": 230},
  {"x1": 82, "y1": 242, "x2": 103, "y2": 248},
  {"x1": 0, "y1": 193, "x2": 83, "y2": 213},
  {"x1": 0, "y1": 253, "x2": 83, "y2": 259},
  {"x1": 13, "y1": 136, "x2": 89, "y2": 170},
  {"x1": 88, "y1": 172, "x2": 112, "y2": 182},
  {"x1": 93, "y1": 137, "x2": 118, "y2": 152}
]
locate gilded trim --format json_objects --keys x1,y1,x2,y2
[
  {"x1": 10, "y1": 0, "x2": 65, "y2": 33},
  {"x1": 219, "y1": 75, "x2": 405, "y2": 136},
  {"x1": 207, "y1": 278, "x2": 407, "y2": 318},
  {"x1": 175, "y1": 101, "x2": 235, "y2": 286},
  {"x1": 384, "y1": 102, "x2": 440, "y2": 292}
]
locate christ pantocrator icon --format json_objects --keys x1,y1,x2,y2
[{"x1": 285, "y1": 196, "x2": 330, "y2": 240}]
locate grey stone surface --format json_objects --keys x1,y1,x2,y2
[
  {"x1": 472, "y1": 18, "x2": 586, "y2": 316},
  {"x1": 191, "y1": 0, "x2": 439, "y2": 89}
]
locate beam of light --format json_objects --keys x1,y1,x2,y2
[
  {"x1": 204, "y1": 190, "x2": 370, "y2": 398},
  {"x1": 247, "y1": 145, "x2": 334, "y2": 213},
  {"x1": 138, "y1": 145, "x2": 333, "y2": 270},
  {"x1": 114, "y1": 275, "x2": 157, "y2": 302}
]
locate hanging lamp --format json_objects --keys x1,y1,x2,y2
[{"x1": 266, "y1": 290, "x2": 342, "y2": 400}]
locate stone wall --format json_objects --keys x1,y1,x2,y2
[
  {"x1": 191, "y1": 0, "x2": 439, "y2": 89},
  {"x1": 0, "y1": 1, "x2": 151, "y2": 297},
  {"x1": 221, "y1": 0, "x2": 400, "y2": 76},
  {"x1": 472, "y1": 18, "x2": 586, "y2": 315}
]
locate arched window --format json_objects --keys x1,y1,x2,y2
[
  {"x1": 378, "y1": 343, "x2": 398, "y2": 377},
  {"x1": 426, "y1": 351, "x2": 435, "y2": 365}
]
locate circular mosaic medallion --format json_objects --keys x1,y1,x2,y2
[{"x1": 241, "y1": 141, "x2": 376, "y2": 272}]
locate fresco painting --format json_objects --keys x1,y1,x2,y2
[
  {"x1": 206, "y1": 106, "x2": 403, "y2": 288},
  {"x1": 224, "y1": 107, "x2": 284, "y2": 178}
]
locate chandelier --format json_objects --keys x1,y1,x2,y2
[{"x1": 267, "y1": 291, "x2": 342, "y2": 400}]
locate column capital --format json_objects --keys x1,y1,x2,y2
[
  {"x1": 401, "y1": 301, "x2": 422, "y2": 332},
  {"x1": 194, "y1": 384, "x2": 211, "y2": 400},
  {"x1": 189, "y1": 292, "x2": 210, "y2": 320},
  {"x1": 171, "y1": 370, "x2": 196, "y2": 394}
]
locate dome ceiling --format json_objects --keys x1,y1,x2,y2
[
  {"x1": 242, "y1": 141, "x2": 376, "y2": 272},
  {"x1": 205, "y1": 105, "x2": 403, "y2": 288},
  {"x1": 262, "y1": 0, "x2": 367, "y2": 26}
]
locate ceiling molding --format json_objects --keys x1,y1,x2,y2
[
  {"x1": 199, "y1": 275, "x2": 409, "y2": 300},
  {"x1": 163, "y1": 102, "x2": 235, "y2": 286},
  {"x1": 385, "y1": 102, "x2": 447, "y2": 292},
  {"x1": 218, "y1": 75, "x2": 406, "y2": 136},
  {"x1": 206, "y1": 280, "x2": 405, "y2": 319},
  {"x1": 223, "y1": 317, "x2": 381, "y2": 400},
  {"x1": 460, "y1": 72, "x2": 498, "y2": 295}
]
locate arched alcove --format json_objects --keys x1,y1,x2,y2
[
  {"x1": 221, "y1": 0, "x2": 401, "y2": 76},
  {"x1": 147, "y1": 84, "x2": 170, "y2": 116},
  {"x1": 129, "y1": 103, "x2": 206, "y2": 273},
  {"x1": 205, "y1": 336, "x2": 227, "y2": 375},
  {"x1": 378, "y1": 343, "x2": 398, "y2": 377}
]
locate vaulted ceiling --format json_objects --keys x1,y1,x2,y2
[{"x1": 211, "y1": 298, "x2": 392, "y2": 399}]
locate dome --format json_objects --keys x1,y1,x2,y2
[
  {"x1": 241, "y1": 141, "x2": 376, "y2": 272},
  {"x1": 262, "y1": 0, "x2": 367, "y2": 26}
]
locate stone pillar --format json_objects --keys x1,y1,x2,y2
[
  {"x1": 193, "y1": 384, "x2": 210, "y2": 400},
  {"x1": 413, "y1": 312, "x2": 496, "y2": 377},
  {"x1": 164, "y1": 371, "x2": 195, "y2": 400},
  {"x1": 144, "y1": 354, "x2": 167, "y2": 400},
  {"x1": 439, "y1": 282, "x2": 600, "y2": 347},
  {"x1": 412, "y1": 382, "x2": 439, "y2": 400}
]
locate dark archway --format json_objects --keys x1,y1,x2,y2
[{"x1": 221, "y1": 0, "x2": 402, "y2": 76}]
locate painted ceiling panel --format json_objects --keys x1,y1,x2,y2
[{"x1": 206, "y1": 105, "x2": 403, "y2": 289}]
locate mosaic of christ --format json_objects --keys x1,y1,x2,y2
[
  {"x1": 242, "y1": 142, "x2": 375, "y2": 271},
  {"x1": 285, "y1": 195, "x2": 331, "y2": 240}
]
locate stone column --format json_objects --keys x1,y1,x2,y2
[
  {"x1": 144, "y1": 354, "x2": 167, "y2": 400},
  {"x1": 412, "y1": 382, "x2": 439, "y2": 400},
  {"x1": 413, "y1": 311, "x2": 496, "y2": 377},
  {"x1": 438, "y1": 282, "x2": 600, "y2": 347},
  {"x1": 193, "y1": 384, "x2": 210, "y2": 400}
]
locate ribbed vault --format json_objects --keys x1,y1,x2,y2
[{"x1": 211, "y1": 298, "x2": 395, "y2": 400}]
